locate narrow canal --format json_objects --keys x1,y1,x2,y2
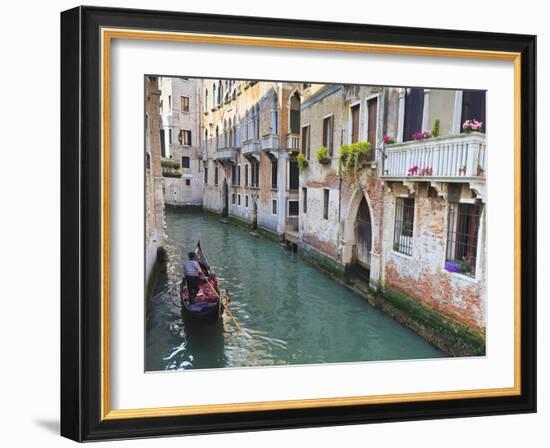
[{"x1": 146, "y1": 210, "x2": 445, "y2": 371}]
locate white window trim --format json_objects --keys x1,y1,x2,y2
[{"x1": 452, "y1": 90, "x2": 464, "y2": 135}]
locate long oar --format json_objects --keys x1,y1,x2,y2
[{"x1": 221, "y1": 289, "x2": 241, "y2": 331}]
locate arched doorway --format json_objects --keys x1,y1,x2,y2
[
  {"x1": 356, "y1": 197, "x2": 372, "y2": 269},
  {"x1": 222, "y1": 178, "x2": 228, "y2": 217}
]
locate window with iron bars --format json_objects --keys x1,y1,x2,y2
[
  {"x1": 393, "y1": 197, "x2": 415, "y2": 255},
  {"x1": 446, "y1": 203, "x2": 482, "y2": 277}
]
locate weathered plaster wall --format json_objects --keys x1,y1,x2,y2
[{"x1": 381, "y1": 184, "x2": 486, "y2": 332}]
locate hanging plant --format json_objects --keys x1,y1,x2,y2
[
  {"x1": 338, "y1": 141, "x2": 372, "y2": 182},
  {"x1": 316, "y1": 146, "x2": 331, "y2": 164},
  {"x1": 297, "y1": 152, "x2": 308, "y2": 172}
]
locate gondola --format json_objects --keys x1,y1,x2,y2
[{"x1": 180, "y1": 241, "x2": 222, "y2": 324}]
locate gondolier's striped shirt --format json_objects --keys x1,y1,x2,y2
[{"x1": 183, "y1": 260, "x2": 201, "y2": 277}]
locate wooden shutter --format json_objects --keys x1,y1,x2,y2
[
  {"x1": 461, "y1": 91, "x2": 486, "y2": 132},
  {"x1": 351, "y1": 105, "x2": 360, "y2": 143},
  {"x1": 403, "y1": 88, "x2": 424, "y2": 141},
  {"x1": 367, "y1": 98, "x2": 378, "y2": 147}
]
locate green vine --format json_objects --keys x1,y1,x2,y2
[
  {"x1": 338, "y1": 141, "x2": 372, "y2": 182},
  {"x1": 297, "y1": 152, "x2": 308, "y2": 172}
]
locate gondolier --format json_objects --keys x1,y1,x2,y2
[{"x1": 183, "y1": 251, "x2": 203, "y2": 304}]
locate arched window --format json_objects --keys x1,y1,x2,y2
[
  {"x1": 290, "y1": 91, "x2": 301, "y2": 134},
  {"x1": 244, "y1": 111, "x2": 250, "y2": 141},
  {"x1": 204, "y1": 129, "x2": 208, "y2": 152},
  {"x1": 228, "y1": 118, "x2": 233, "y2": 148},
  {"x1": 215, "y1": 125, "x2": 219, "y2": 149},
  {"x1": 218, "y1": 81, "x2": 223, "y2": 105},
  {"x1": 212, "y1": 84, "x2": 216, "y2": 108},
  {"x1": 271, "y1": 92, "x2": 279, "y2": 134},
  {"x1": 254, "y1": 104, "x2": 260, "y2": 140}
]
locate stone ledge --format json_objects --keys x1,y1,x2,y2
[{"x1": 356, "y1": 285, "x2": 485, "y2": 357}]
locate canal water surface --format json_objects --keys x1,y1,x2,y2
[{"x1": 146, "y1": 210, "x2": 445, "y2": 371}]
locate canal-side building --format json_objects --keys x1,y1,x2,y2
[
  {"x1": 298, "y1": 84, "x2": 487, "y2": 352},
  {"x1": 159, "y1": 77, "x2": 203, "y2": 207},
  {"x1": 145, "y1": 76, "x2": 166, "y2": 290},
  {"x1": 201, "y1": 79, "x2": 304, "y2": 238}
]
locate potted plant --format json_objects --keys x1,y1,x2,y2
[
  {"x1": 462, "y1": 119, "x2": 483, "y2": 133},
  {"x1": 296, "y1": 152, "x2": 308, "y2": 172},
  {"x1": 412, "y1": 130, "x2": 433, "y2": 140},
  {"x1": 432, "y1": 119, "x2": 440, "y2": 137},
  {"x1": 444, "y1": 261, "x2": 460, "y2": 273},
  {"x1": 316, "y1": 146, "x2": 331, "y2": 164},
  {"x1": 383, "y1": 135, "x2": 395, "y2": 145}
]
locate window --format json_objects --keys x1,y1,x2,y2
[
  {"x1": 301, "y1": 125, "x2": 311, "y2": 159},
  {"x1": 237, "y1": 194, "x2": 241, "y2": 206},
  {"x1": 205, "y1": 89, "x2": 208, "y2": 110},
  {"x1": 214, "y1": 166, "x2": 218, "y2": 185},
  {"x1": 403, "y1": 88, "x2": 424, "y2": 141},
  {"x1": 461, "y1": 91, "x2": 486, "y2": 133},
  {"x1": 323, "y1": 189, "x2": 329, "y2": 220},
  {"x1": 393, "y1": 197, "x2": 415, "y2": 256},
  {"x1": 145, "y1": 152, "x2": 151, "y2": 170},
  {"x1": 302, "y1": 188, "x2": 307, "y2": 213},
  {"x1": 251, "y1": 162, "x2": 259, "y2": 188},
  {"x1": 232, "y1": 193, "x2": 236, "y2": 205},
  {"x1": 237, "y1": 165, "x2": 241, "y2": 186},
  {"x1": 366, "y1": 96, "x2": 378, "y2": 148},
  {"x1": 272, "y1": 199, "x2": 277, "y2": 215},
  {"x1": 181, "y1": 156, "x2": 190, "y2": 168},
  {"x1": 181, "y1": 96, "x2": 189, "y2": 112},
  {"x1": 168, "y1": 128, "x2": 173, "y2": 145},
  {"x1": 160, "y1": 130, "x2": 166, "y2": 158},
  {"x1": 289, "y1": 160, "x2": 299, "y2": 190},
  {"x1": 168, "y1": 95, "x2": 172, "y2": 110},
  {"x1": 245, "y1": 195, "x2": 249, "y2": 208},
  {"x1": 204, "y1": 166, "x2": 208, "y2": 184},
  {"x1": 271, "y1": 160, "x2": 278, "y2": 189},
  {"x1": 322, "y1": 116, "x2": 334, "y2": 156},
  {"x1": 231, "y1": 164, "x2": 237, "y2": 186},
  {"x1": 350, "y1": 104, "x2": 360, "y2": 143},
  {"x1": 289, "y1": 201, "x2": 299, "y2": 217},
  {"x1": 446, "y1": 203, "x2": 482, "y2": 277},
  {"x1": 245, "y1": 164, "x2": 249, "y2": 187},
  {"x1": 185, "y1": 179, "x2": 191, "y2": 186},
  {"x1": 180, "y1": 130, "x2": 192, "y2": 146},
  {"x1": 290, "y1": 92, "x2": 301, "y2": 134}
]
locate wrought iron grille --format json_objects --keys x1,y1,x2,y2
[
  {"x1": 393, "y1": 197, "x2": 415, "y2": 255},
  {"x1": 446, "y1": 203, "x2": 482, "y2": 277}
]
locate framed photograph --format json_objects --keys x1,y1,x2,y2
[{"x1": 60, "y1": 6, "x2": 536, "y2": 441}]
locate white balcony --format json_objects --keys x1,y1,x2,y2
[
  {"x1": 242, "y1": 139, "x2": 260, "y2": 159},
  {"x1": 381, "y1": 132, "x2": 486, "y2": 181},
  {"x1": 213, "y1": 147, "x2": 237, "y2": 163},
  {"x1": 286, "y1": 133, "x2": 300, "y2": 152}
]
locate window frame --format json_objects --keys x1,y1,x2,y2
[{"x1": 393, "y1": 196, "x2": 415, "y2": 256}]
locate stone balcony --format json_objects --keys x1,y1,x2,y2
[
  {"x1": 381, "y1": 132, "x2": 486, "y2": 181},
  {"x1": 286, "y1": 133, "x2": 300, "y2": 152},
  {"x1": 213, "y1": 147, "x2": 237, "y2": 163},
  {"x1": 242, "y1": 139, "x2": 261, "y2": 160},
  {"x1": 261, "y1": 133, "x2": 280, "y2": 158}
]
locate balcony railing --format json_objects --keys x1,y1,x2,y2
[
  {"x1": 286, "y1": 133, "x2": 300, "y2": 152},
  {"x1": 261, "y1": 134, "x2": 280, "y2": 151},
  {"x1": 213, "y1": 147, "x2": 237, "y2": 163},
  {"x1": 381, "y1": 132, "x2": 486, "y2": 180},
  {"x1": 242, "y1": 139, "x2": 260, "y2": 157}
]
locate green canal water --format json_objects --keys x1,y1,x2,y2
[{"x1": 145, "y1": 210, "x2": 445, "y2": 371}]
